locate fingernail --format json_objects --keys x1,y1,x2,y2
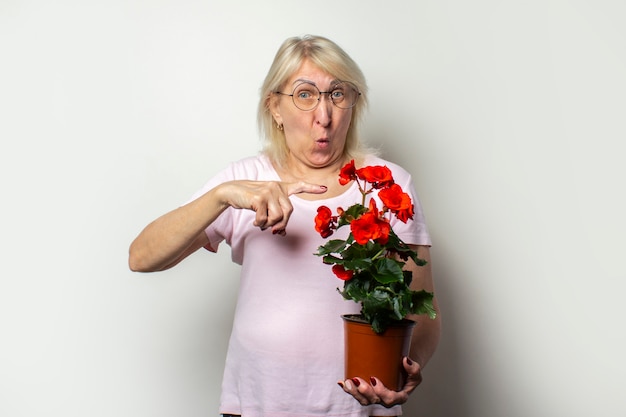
[
  {"x1": 337, "y1": 381, "x2": 344, "y2": 389},
  {"x1": 320, "y1": 185, "x2": 328, "y2": 190},
  {"x1": 370, "y1": 377, "x2": 377, "y2": 386},
  {"x1": 406, "y1": 357, "x2": 413, "y2": 365},
  {"x1": 351, "y1": 377, "x2": 360, "y2": 387}
]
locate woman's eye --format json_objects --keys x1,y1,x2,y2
[
  {"x1": 298, "y1": 91, "x2": 313, "y2": 99},
  {"x1": 331, "y1": 90, "x2": 345, "y2": 99}
]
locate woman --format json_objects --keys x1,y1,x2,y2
[{"x1": 129, "y1": 35, "x2": 440, "y2": 417}]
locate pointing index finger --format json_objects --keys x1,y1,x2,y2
[{"x1": 286, "y1": 182, "x2": 328, "y2": 196}]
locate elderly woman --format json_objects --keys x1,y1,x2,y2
[{"x1": 129, "y1": 35, "x2": 440, "y2": 417}]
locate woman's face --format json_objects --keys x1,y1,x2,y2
[{"x1": 271, "y1": 59, "x2": 353, "y2": 170}]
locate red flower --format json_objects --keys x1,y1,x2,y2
[
  {"x1": 338, "y1": 160, "x2": 357, "y2": 185},
  {"x1": 378, "y1": 184, "x2": 415, "y2": 223},
  {"x1": 332, "y1": 264, "x2": 354, "y2": 280},
  {"x1": 314, "y1": 206, "x2": 335, "y2": 238},
  {"x1": 350, "y1": 200, "x2": 390, "y2": 245},
  {"x1": 355, "y1": 165, "x2": 394, "y2": 189}
]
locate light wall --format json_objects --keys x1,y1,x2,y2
[{"x1": 1, "y1": 1, "x2": 625, "y2": 416}]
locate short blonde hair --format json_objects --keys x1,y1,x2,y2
[{"x1": 258, "y1": 35, "x2": 370, "y2": 167}]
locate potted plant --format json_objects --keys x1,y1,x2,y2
[{"x1": 314, "y1": 160, "x2": 436, "y2": 389}]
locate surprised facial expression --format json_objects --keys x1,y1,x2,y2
[{"x1": 271, "y1": 59, "x2": 354, "y2": 169}]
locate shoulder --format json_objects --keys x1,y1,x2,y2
[
  {"x1": 221, "y1": 153, "x2": 277, "y2": 180},
  {"x1": 188, "y1": 154, "x2": 275, "y2": 203}
]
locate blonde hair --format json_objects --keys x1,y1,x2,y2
[{"x1": 258, "y1": 35, "x2": 371, "y2": 167}]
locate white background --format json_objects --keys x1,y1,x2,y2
[{"x1": 1, "y1": 1, "x2": 625, "y2": 416}]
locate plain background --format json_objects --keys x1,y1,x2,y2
[{"x1": 1, "y1": 1, "x2": 625, "y2": 416}]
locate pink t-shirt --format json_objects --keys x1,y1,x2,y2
[{"x1": 190, "y1": 154, "x2": 431, "y2": 417}]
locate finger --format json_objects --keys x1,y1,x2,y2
[
  {"x1": 270, "y1": 194, "x2": 294, "y2": 233},
  {"x1": 369, "y1": 358, "x2": 422, "y2": 407},
  {"x1": 265, "y1": 195, "x2": 292, "y2": 231},
  {"x1": 370, "y1": 376, "x2": 407, "y2": 408},
  {"x1": 286, "y1": 181, "x2": 328, "y2": 196},
  {"x1": 401, "y1": 357, "x2": 423, "y2": 391},
  {"x1": 338, "y1": 378, "x2": 373, "y2": 406},
  {"x1": 252, "y1": 201, "x2": 269, "y2": 229}
]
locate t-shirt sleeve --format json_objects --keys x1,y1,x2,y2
[
  {"x1": 391, "y1": 175, "x2": 431, "y2": 246},
  {"x1": 185, "y1": 168, "x2": 236, "y2": 253},
  {"x1": 184, "y1": 155, "x2": 270, "y2": 255}
]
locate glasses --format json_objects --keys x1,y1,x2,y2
[{"x1": 275, "y1": 81, "x2": 361, "y2": 111}]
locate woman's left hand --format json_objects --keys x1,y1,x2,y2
[{"x1": 338, "y1": 357, "x2": 423, "y2": 408}]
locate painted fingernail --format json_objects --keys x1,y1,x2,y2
[
  {"x1": 351, "y1": 378, "x2": 360, "y2": 387},
  {"x1": 370, "y1": 377, "x2": 377, "y2": 386}
]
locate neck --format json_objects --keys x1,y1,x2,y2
[{"x1": 284, "y1": 157, "x2": 349, "y2": 182}]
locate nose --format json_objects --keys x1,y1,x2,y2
[{"x1": 315, "y1": 93, "x2": 332, "y2": 127}]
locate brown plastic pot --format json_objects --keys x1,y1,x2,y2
[{"x1": 342, "y1": 314, "x2": 415, "y2": 391}]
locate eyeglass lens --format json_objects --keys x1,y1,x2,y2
[{"x1": 291, "y1": 82, "x2": 359, "y2": 111}]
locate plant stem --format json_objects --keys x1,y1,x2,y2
[{"x1": 370, "y1": 247, "x2": 387, "y2": 261}]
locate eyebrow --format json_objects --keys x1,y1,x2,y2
[{"x1": 292, "y1": 78, "x2": 342, "y2": 87}]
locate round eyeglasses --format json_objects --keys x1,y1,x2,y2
[{"x1": 275, "y1": 81, "x2": 361, "y2": 111}]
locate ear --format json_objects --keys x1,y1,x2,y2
[{"x1": 268, "y1": 93, "x2": 283, "y2": 127}]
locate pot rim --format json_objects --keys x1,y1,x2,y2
[{"x1": 341, "y1": 313, "x2": 416, "y2": 328}]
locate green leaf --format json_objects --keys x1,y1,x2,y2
[
  {"x1": 362, "y1": 288, "x2": 392, "y2": 312},
  {"x1": 341, "y1": 276, "x2": 369, "y2": 301},
  {"x1": 410, "y1": 290, "x2": 437, "y2": 319},
  {"x1": 344, "y1": 241, "x2": 377, "y2": 259},
  {"x1": 385, "y1": 229, "x2": 426, "y2": 266},
  {"x1": 409, "y1": 252, "x2": 428, "y2": 267},
  {"x1": 316, "y1": 239, "x2": 348, "y2": 256},
  {"x1": 322, "y1": 254, "x2": 342, "y2": 265},
  {"x1": 370, "y1": 317, "x2": 385, "y2": 334},
  {"x1": 338, "y1": 204, "x2": 368, "y2": 227},
  {"x1": 403, "y1": 270, "x2": 413, "y2": 287},
  {"x1": 391, "y1": 297, "x2": 404, "y2": 320},
  {"x1": 343, "y1": 258, "x2": 373, "y2": 270},
  {"x1": 372, "y1": 258, "x2": 404, "y2": 284}
]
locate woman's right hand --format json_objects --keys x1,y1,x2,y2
[{"x1": 220, "y1": 180, "x2": 328, "y2": 234}]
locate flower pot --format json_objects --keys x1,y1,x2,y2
[{"x1": 342, "y1": 314, "x2": 415, "y2": 391}]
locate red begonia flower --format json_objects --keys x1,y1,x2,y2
[
  {"x1": 332, "y1": 264, "x2": 354, "y2": 280},
  {"x1": 338, "y1": 159, "x2": 357, "y2": 185},
  {"x1": 378, "y1": 183, "x2": 415, "y2": 223},
  {"x1": 350, "y1": 200, "x2": 390, "y2": 245},
  {"x1": 314, "y1": 205, "x2": 335, "y2": 238},
  {"x1": 355, "y1": 165, "x2": 394, "y2": 189}
]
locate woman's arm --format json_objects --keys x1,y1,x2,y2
[
  {"x1": 406, "y1": 245, "x2": 441, "y2": 368},
  {"x1": 128, "y1": 184, "x2": 228, "y2": 272},
  {"x1": 128, "y1": 180, "x2": 328, "y2": 272}
]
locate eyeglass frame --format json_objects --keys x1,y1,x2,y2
[{"x1": 274, "y1": 80, "x2": 361, "y2": 111}]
